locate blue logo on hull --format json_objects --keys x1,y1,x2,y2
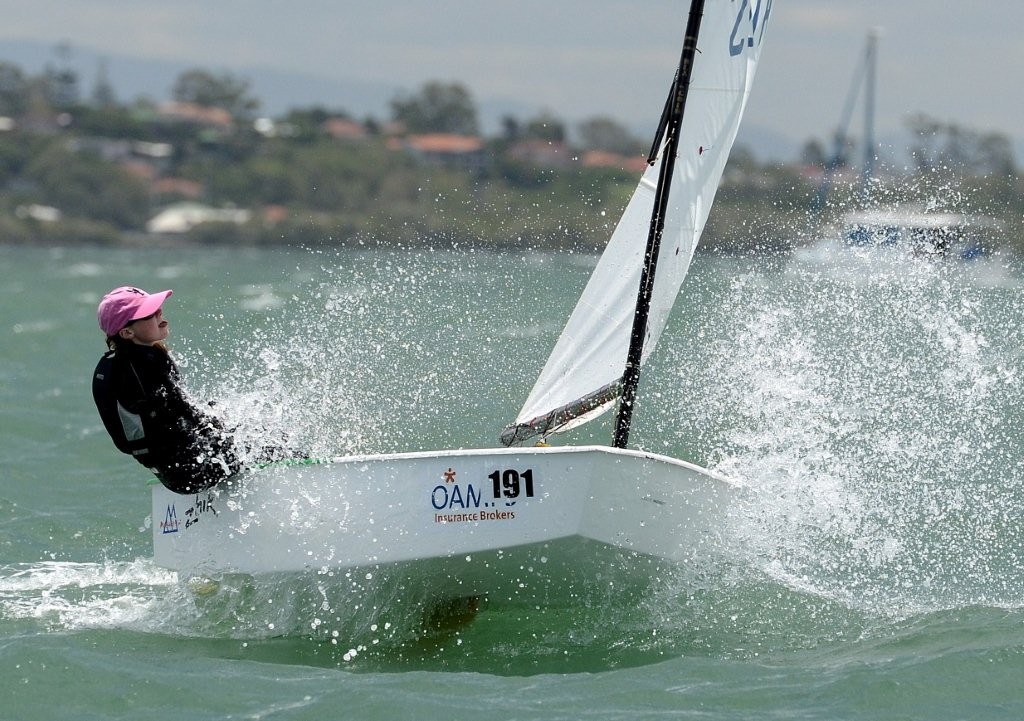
[{"x1": 161, "y1": 504, "x2": 179, "y2": 534}]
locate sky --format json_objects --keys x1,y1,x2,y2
[{"x1": 1, "y1": 1, "x2": 1022, "y2": 159}]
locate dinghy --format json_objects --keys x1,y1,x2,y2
[{"x1": 153, "y1": 0, "x2": 773, "y2": 602}]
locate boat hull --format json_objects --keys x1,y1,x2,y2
[{"x1": 152, "y1": 445, "x2": 739, "y2": 600}]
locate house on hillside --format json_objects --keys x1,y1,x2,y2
[
  {"x1": 150, "y1": 178, "x2": 205, "y2": 201},
  {"x1": 146, "y1": 202, "x2": 250, "y2": 234},
  {"x1": 504, "y1": 139, "x2": 572, "y2": 170},
  {"x1": 400, "y1": 133, "x2": 486, "y2": 172},
  {"x1": 15, "y1": 204, "x2": 62, "y2": 223},
  {"x1": 156, "y1": 102, "x2": 234, "y2": 143},
  {"x1": 157, "y1": 102, "x2": 233, "y2": 129},
  {"x1": 580, "y1": 150, "x2": 649, "y2": 175},
  {"x1": 323, "y1": 118, "x2": 367, "y2": 140}
]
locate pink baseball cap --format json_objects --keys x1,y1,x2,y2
[{"x1": 98, "y1": 286, "x2": 173, "y2": 337}]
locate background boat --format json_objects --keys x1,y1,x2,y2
[
  {"x1": 808, "y1": 31, "x2": 1000, "y2": 259},
  {"x1": 842, "y1": 205, "x2": 999, "y2": 258}
]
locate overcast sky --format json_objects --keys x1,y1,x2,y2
[{"x1": 1, "y1": 1, "x2": 1021, "y2": 151}]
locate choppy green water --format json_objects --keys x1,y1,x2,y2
[{"x1": 2, "y1": 242, "x2": 1023, "y2": 719}]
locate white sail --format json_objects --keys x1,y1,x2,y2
[{"x1": 503, "y1": 0, "x2": 772, "y2": 445}]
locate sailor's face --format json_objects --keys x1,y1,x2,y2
[{"x1": 125, "y1": 307, "x2": 169, "y2": 345}]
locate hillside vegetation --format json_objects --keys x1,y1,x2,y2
[{"x1": 0, "y1": 62, "x2": 1019, "y2": 253}]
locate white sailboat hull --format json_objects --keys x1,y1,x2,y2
[{"x1": 152, "y1": 446, "x2": 740, "y2": 601}]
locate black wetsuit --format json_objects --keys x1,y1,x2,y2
[{"x1": 92, "y1": 342, "x2": 240, "y2": 494}]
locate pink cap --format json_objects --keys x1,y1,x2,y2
[{"x1": 98, "y1": 286, "x2": 173, "y2": 337}]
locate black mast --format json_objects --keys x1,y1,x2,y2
[{"x1": 612, "y1": 0, "x2": 707, "y2": 449}]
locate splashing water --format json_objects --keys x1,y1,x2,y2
[
  {"x1": 670, "y1": 252, "x2": 1024, "y2": 617},
  {"x1": 172, "y1": 249, "x2": 536, "y2": 464},
  {"x1": 177, "y1": 261, "x2": 382, "y2": 462}
]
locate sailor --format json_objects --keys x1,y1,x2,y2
[{"x1": 92, "y1": 286, "x2": 241, "y2": 494}]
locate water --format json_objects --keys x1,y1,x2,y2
[{"x1": 2, "y1": 242, "x2": 1023, "y2": 719}]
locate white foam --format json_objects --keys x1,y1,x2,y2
[{"x1": 0, "y1": 560, "x2": 178, "y2": 631}]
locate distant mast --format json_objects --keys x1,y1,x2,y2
[
  {"x1": 861, "y1": 29, "x2": 879, "y2": 205},
  {"x1": 811, "y1": 29, "x2": 882, "y2": 223},
  {"x1": 612, "y1": 0, "x2": 707, "y2": 449}
]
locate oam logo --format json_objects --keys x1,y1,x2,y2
[
  {"x1": 160, "y1": 504, "x2": 179, "y2": 534},
  {"x1": 430, "y1": 466, "x2": 536, "y2": 512}
]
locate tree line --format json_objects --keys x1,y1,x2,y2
[{"x1": 0, "y1": 56, "x2": 1020, "y2": 253}]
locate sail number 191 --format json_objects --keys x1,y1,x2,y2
[{"x1": 489, "y1": 469, "x2": 535, "y2": 500}]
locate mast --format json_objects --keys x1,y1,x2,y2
[
  {"x1": 612, "y1": 0, "x2": 707, "y2": 449},
  {"x1": 861, "y1": 29, "x2": 879, "y2": 205},
  {"x1": 810, "y1": 30, "x2": 879, "y2": 226}
]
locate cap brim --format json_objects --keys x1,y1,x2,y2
[{"x1": 129, "y1": 289, "x2": 173, "y2": 321}]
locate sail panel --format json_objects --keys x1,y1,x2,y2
[{"x1": 503, "y1": 0, "x2": 772, "y2": 445}]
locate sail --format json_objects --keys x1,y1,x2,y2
[{"x1": 502, "y1": 0, "x2": 772, "y2": 446}]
